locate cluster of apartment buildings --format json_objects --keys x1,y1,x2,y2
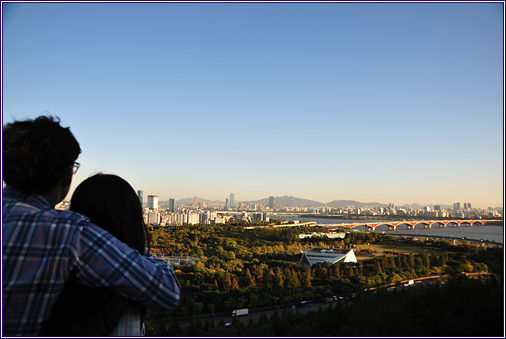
[
  {"x1": 246, "y1": 201, "x2": 501, "y2": 219},
  {"x1": 137, "y1": 191, "x2": 502, "y2": 225},
  {"x1": 139, "y1": 192, "x2": 270, "y2": 226},
  {"x1": 56, "y1": 191, "x2": 501, "y2": 223}
]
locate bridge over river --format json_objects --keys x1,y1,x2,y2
[{"x1": 323, "y1": 219, "x2": 491, "y2": 231}]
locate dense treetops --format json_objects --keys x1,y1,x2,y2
[{"x1": 144, "y1": 223, "x2": 503, "y2": 336}]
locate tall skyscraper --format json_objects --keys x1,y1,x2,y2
[
  {"x1": 169, "y1": 198, "x2": 176, "y2": 212},
  {"x1": 269, "y1": 196, "x2": 274, "y2": 209},
  {"x1": 193, "y1": 196, "x2": 198, "y2": 208},
  {"x1": 225, "y1": 198, "x2": 230, "y2": 209},
  {"x1": 137, "y1": 190, "x2": 143, "y2": 206},
  {"x1": 147, "y1": 195, "x2": 158, "y2": 210},
  {"x1": 230, "y1": 193, "x2": 235, "y2": 208}
]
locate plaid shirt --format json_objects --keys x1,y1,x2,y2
[
  {"x1": 2, "y1": 187, "x2": 180, "y2": 336},
  {"x1": 109, "y1": 305, "x2": 144, "y2": 336}
]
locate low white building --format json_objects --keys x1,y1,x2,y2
[
  {"x1": 300, "y1": 248, "x2": 357, "y2": 266},
  {"x1": 299, "y1": 232, "x2": 346, "y2": 239}
]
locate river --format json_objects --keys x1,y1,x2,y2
[{"x1": 271, "y1": 214, "x2": 504, "y2": 243}]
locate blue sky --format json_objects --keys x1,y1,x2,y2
[{"x1": 2, "y1": 2, "x2": 504, "y2": 208}]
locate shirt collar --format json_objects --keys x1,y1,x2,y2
[{"x1": 3, "y1": 186, "x2": 52, "y2": 208}]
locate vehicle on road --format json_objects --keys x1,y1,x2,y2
[
  {"x1": 231, "y1": 308, "x2": 249, "y2": 317},
  {"x1": 299, "y1": 300, "x2": 313, "y2": 308}
]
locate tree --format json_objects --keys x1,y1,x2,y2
[
  {"x1": 422, "y1": 250, "x2": 430, "y2": 269},
  {"x1": 224, "y1": 297, "x2": 237, "y2": 310},
  {"x1": 223, "y1": 272, "x2": 232, "y2": 292},
  {"x1": 240, "y1": 268, "x2": 255, "y2": 288},
  {"x1": 396, "y1": 254, "x2": 402, "y2": 268},
  {"x1": 330, "y1": 263, "x2": 341, "y2": 278},
  {"x1": 389, "y1": 256, "x2": 397, "y2": 268},
  {"x1": 312, "y1": 265, "x2": 326, "y2": 280},
  {"x1": 441, "y1": 253, "x2": 447, "y2": 266},
  {"x1": 272, "y1": 267, "x2": 285, "y2": 290},
  {"x1": 192, "y1": 302, "x2": 204, "y2": 315},
  {"x1": 373, "y1": 260, "x2": 382, "y2": 274},
  {"x1": 167, "y1": 319, "x2": 183, "y2": 335},
  {"x1": 153, "y1": 321, "x2": 169, "y2": 336},
  {"x1": 430, "y1": 252, "x2": 439, "y2": 266},
  {"x1": 381, "y1": 255, "x2": 389, "y2": 269},
  {"x1": 300, "y1": 268, "x2": 312, "y2": 288},
  {"x1": 408, "y1": 253, "x2": 415, "y2": 267},
  {"x1": 231, "y1": 276, "x2": 240, "y2": 290},
  {"x1": 258, "y1": 312, "x2": 269, "y2": 325},
  {"x1": 347, "y1": 265, "x2": 354, "y2": 277},
  {"x1": 284, "y1": 268, "x2": 301, "y2": 291},
  {"x1": 400, "y1": 254, "x2": 409, "y2": 269},
  {"x1": 262, "y1": 268, "x2": 273, "y2": 289}
]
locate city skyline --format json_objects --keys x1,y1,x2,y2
[
  {"x1": 2, "y1": 2, "x2": 503, "y2": 210},
  {"x1": 154, "y1": 194, "x2": 498, "y2": 210}
]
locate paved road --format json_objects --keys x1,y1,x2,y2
[
  {"x1": 173, "y1": 302, "x2": 334, "y2": 331},
  {"x1": 166, "y1": 275, "x2": 457, "y2": 331}
]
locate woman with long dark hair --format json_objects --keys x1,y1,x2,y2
[{"x1": 42, "y1": 174, "x2": 151, "y2": 336}]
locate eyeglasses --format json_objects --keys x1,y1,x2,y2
[{"x1": 71, "y1": 162, "x2": 80, "y2": 175}]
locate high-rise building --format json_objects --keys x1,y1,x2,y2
[
  {"x1": 468, "y1": 203, "x2": 472, "y2": 209},
  {"x1": 269, "y1": 196, "x2": 274, "y2": 209},
  {"x1": 147, "y1": 211, "x2": 160, "y2": 225},
  {"x1": 454, "y1": 202, "x2": 461, "y2": 210},
  {"x1": 147, "y1": 195, "x2": 158, "y2": 210},
  {"x1": 193, "y1": 196, "x2": 198, "y2": 208},
  {"x1": 225, "y1": 198, "x2": 230, "y2": 209},
  {"x1": 137, "y1": 190, "x2": 143, "y2": 206},
  {"x1": 434, "y1": 205, "x2": 441, "y2": 211},
  {"x1": 169, "y1": 198, "x2": 176, "y2": 212},
  {"x1": 230, "y1": 193, "x2": 235, "y2": 208}
]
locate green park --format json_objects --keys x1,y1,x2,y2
[{"x1": 144, "y1": 221, "x2": 503, "y2": 336}]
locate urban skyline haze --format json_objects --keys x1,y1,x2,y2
[{"x1": 2, "y1": 1, "x2": 504, "y2": 209}]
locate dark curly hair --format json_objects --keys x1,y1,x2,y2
[{"x1": 3, "y1": 115, "x2": 81, "y2": 195}]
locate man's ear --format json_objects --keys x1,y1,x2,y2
[{"x1": 62, "y1": 168, "x2": 73, "y2": 187}]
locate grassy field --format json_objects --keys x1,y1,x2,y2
[{"x1": 355, "y1": 243, "x2": 447, "y2": 256}]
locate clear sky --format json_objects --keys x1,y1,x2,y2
[{"x1": 2, "y1": 1, "x2": 504, "y2": 209}]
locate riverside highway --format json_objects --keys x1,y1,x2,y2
[
  {"x1": 171, "y1": 301, "x2": 332, "y2": 332},
  {"x1": 155, "y1": 275, "x2": 451, "y2": 332}
]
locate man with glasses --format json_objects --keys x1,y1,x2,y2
[
  {"x1": 72, "y1": 162, "x2": 80, "y2": 174},
  {"x1": 2, "y1": 116, "x2": 180, "y2": 336}
]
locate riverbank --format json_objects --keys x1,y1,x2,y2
[
  {"x1": 272, "y1": 214, "x2": 504, "y2": 243},
  {"x1": 279, "y1": 213, "x2": 503, "y2": 224}
]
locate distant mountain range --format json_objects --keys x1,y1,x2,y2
[{"x1": 162, "y1": 196, "x2": 458, "y2": 210}]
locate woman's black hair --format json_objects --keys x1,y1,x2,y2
[{"x1": 70, "y1": 174, "x2": 150, "y2": 254}]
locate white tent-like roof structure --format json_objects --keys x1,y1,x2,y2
[{"x1": 300, "y1": 248, "x2": 357, "y2": 266}]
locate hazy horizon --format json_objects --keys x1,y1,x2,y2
[
  {"x1": 2, "y1": 2, "x2": 503, "y2": 210},
  {"x1": 161, "y1": 195, "x2": 501, "y2": 210}
]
